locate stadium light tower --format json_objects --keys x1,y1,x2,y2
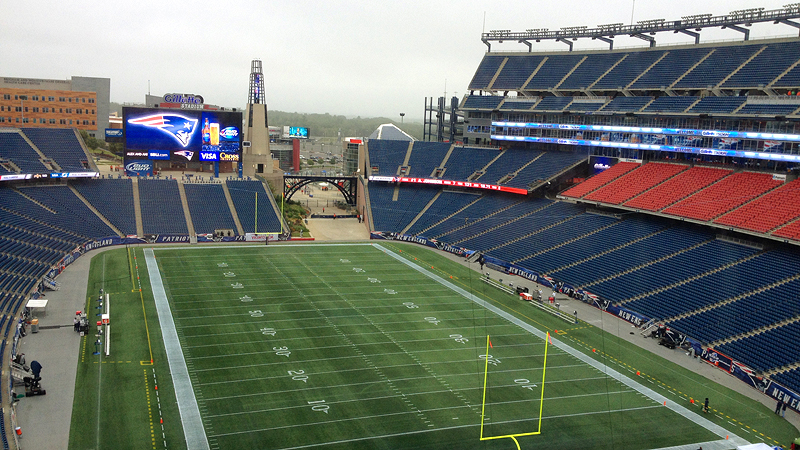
[
  {"x1": 248, "y1": 60, "x2": 266, "y2": 105},
  {"x1": 242, "y1": 59, "x2": 272, "y2": 177}
]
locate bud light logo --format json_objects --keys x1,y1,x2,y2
[
  {"x1": 125, "y1": 161, "x2": 153, "y2": 176},
  {"x1": 219, "y1": 127, "x2": 239, "y2": 141}
]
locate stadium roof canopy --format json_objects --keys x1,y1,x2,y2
[
  {"x1": 482, "y1": 4, "x2": 800, "y2": 51},
  {"x1": 368, "y1": 124, "x2": 415, "y2": 141}
]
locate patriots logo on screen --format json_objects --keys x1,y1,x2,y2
[
  {"x1": 128, "y1": 114, "x2": 198, "y2": 147},
  {"x1": 174, "y1": 150, "x2": 194, "y2": 160}
]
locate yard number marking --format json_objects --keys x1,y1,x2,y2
[
  {"x1": 240, "y1": 295, "x2": 253, "y2": 302},
  {"x1": 249, "y1": 310, "x2": 264, "y2": 317},
  {"x1": 424, "y1": 317, "x2": 440, "y2": 325},
  {"x1": 274, "y1": 346, "x2": 291, "y2": 357},
  {"x1": 403, "y1": 302, "x2": 419, "y2": 309},
  {"x1": 384, "y1": 289, "x2": 397, "y2": 295},
  {"x1": 288, "y1": 370, "x2": 308, "y2": 383},
  {"x1": 217, "y1": 263, "x2": 228, "y2": 267},
  {"x1": 450, "y1": 334, "x2": 469, "y2": 344},
  {"x1": 261, "y1": 327, "x2": 276, "y2": 336},
  {"x1": 479, "y1": 354, "x2": 501, "y2": 366},
  {"x1": 514, "y1": 379, "x2": 537, "y2": 391},
  {"x1": 231, "y1": 282, "x2": 244, "y2": 289},
  {"x1": 308, "y1": 400, "x2": 329, "y2": 414},
  {"x1": 340, "y1": 259, "x2": 350, "y2": 263},
  {"x1": 223, "y1": 272, "x2": 235, "y2": 278},
  {"x1": 368, "y1": 277, "x2": 381, "y2": 283}
]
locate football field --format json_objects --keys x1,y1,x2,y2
[{"x1": 141, "y1": 242, "x2": 739, "y2": 450}]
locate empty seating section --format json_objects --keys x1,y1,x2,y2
[
  {"x1": 15, "y1": 186, "x2": 114, "y2": 238},
  {"x1": 476, "y1": 148, "x2": 539, "y2": 184},
  {"x1": 441, "y1": 147, "x2": 500, "y2": 181},
  {"x1": 593, "y1": 50, "x2": 665, "y2": 90},
  {"x1": 737, "y1": 103, "x2": 800, "y2": 115},
  {"x1": 369, "y1": 185, "x2": 438, "y2": 232},
  {"x1": 663, "y1": 172, "x2": 782, "y2": 221},
  {"x1": 507, "y1": 151, "x2": 586, "y2": 188},
  {"x1": 422, "y1": 196, "x2": 519, "y2": 238},
  {"x1": 669, "y1": 278, "x2": 800, "y2": 344},
  {"x1": 674, "y1": 45, "x2": 761, "y2": 89},
  {"x1": 405, "y1": 142, "x2": 450, "y2": 177},
  {"x1": 600, "y1": 96, "x2": 652, "y2": 112},
  {"x1": 525, "y1": 55, "x2": 585, "y2": 90},
  {"x1": 226, "y1": 180, "x2": 282, "y2": 233},
  {"x1": 772, "y1": 60, "x2": 800, "y2": 88},
  {"x1": 584, "y1": 162, "x2": 686, "y2": 205},
  {"x1": 438, "y1": 199, "x2": 550, "y2": 244},
  {"x1": 560, "y1": 161, "x2": 639, "y2": 198},
  {"x1": 714, "y1": 178, "x2": 800, "y2": 233},
  {"x1": 488, "y1": 214, "x2": 619, "y2": 266},
  {"x1": 468, "y1": 55, "x2": 505, "y2": 90},
  {"x1": 568, "y1": 102, "x2": 604, "y2": 112},
  {"x1": 500, "y1": 100, "x2": 538, "y2": 111},
  {"x1": 715, "y1": 321, "x2": 800, "y2": 372},
  {"x1": 586, "y1": 240, "x2": 756, "y2": 303},
  {"x1": 625, "y1": 250, "x2": 799, "y2": 320},
  {"x1": 688, "y1": 96, "x2": 746, "y2": 114},
  {"x1": 22, "y1": 128, "x2": 87, "y2": 171},
  {"x1": 406, "y1": 191, "x2": 480, "y2": 236},
  {"x1": 559, "y1": 53, "x2": 623, "y2": 90},
  {"x1": 773, "y1": 367, "x2": 800, "y2": 395},
  {"x1": 492, "y1": 55, "x2": 546, "y2": 90},
  {"x1": 0, "y1": 131, "x2": 48, "y2": 173},
  {"x1": 184, "y1": 184, "x2": 237, "y2": 234},
  {"x1": 624, "y1": 166, "x2": 731, "y2": 211},
  {"x1": 533, "y1": 97, "x2": 573, "y2": 111},
  {"x1": 773, "y1": 218, "x2": 800, "y2": 241},
  {"x1": 72, "y1": 179, "x2": 137, "y2": 235},
  {"x1": 631, "y1": 48, "x2": 711, "y2": 89},
  {"x1": 367, "y1": 140, "x2": 408, "y2": 176},
  {"x1": 137, "y1": 179, "x2": 188, "y2": 235},
  {"x1": 458, "y1": 201, "x2": 582, "y2": 251},
  {"x1": 517, "y1": 217, "x2": 667, "y2": 274},
  {"x1": 723, "y1": 42, "x2": 800, "y2": 88},
  {"x1": 643, "y1": 96, "x2": 698, "y2": 113},
  {"x1": 462, "y1": 96, "x2": 503, "y2": 109}
]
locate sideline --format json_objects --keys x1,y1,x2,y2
[
  {"x1": 143, "y1": 248, "x2": 210, "y2": 450},
  {"x1": 373, "y1": 243, "x2": 750, "y2": 448}
]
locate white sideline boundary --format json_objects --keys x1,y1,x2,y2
[
  {"x1": 144, "y1": 248, "x2": 210, "y2": 450},
  {"x1": 372, "y1": 243, "x2": 751, "y2": 448}
]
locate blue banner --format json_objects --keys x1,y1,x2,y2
[
  {"x1": 125, "y1": 160, "x2": 153, "y2": 176},
  {"x1": 370, "y1": 232, "x2": 470, "y2": 257}
]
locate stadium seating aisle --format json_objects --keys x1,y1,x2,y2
[
  {"x1": 184, "y1": 184, "x2": 238, "y2": 234},
  {"x1": 714, "y1": 178, "x2": 800, "y2": 233},
  {"x1": 405, "y1": 191, "x2": 481, "y2": 236},
  {"x1": 0, "y1": 131, "x2": 50, "y2": 174},
  {"x1": 773, "y1": 217, "x2": 800, "y2": 241},
  {"x1": 21, "y1": 128, "x2": 89, "y2": 172},
  {"x1": 366, "y1": 140, "x2": 409, "y2": 176},
  {"x1": 715, "y1": 321, "x2": 800, "y2": 372},
  {"x1": 584, "y1": 162, "x2": 686, "y2": 205},
  {"x1": 369, "y1": 184, "x2": 439, "y2": 233},
  {"x1": 663, "y1": 172, "x2": 783, "y2": 221},
  {"x1": 405, "y1": 142, "x2": 450, "y2": 178},
  {"x1": 491, "y1": 55, "x2": 547, "y2": 90},
  {"x1": 441, "y1": 146, "x2": 500, "y2": 182},
  {"x1": 11, "y1": 186, "x2": 115, "y2": 238}
]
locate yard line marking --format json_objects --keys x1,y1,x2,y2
[{"x1": 144, "y1": 248, "x2": 210, "y2": 450}]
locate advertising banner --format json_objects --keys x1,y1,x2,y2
[
  {"x1": 370, "y1": 232, "x2": 470, "y2": 257},
  {"x1": 124, "y1": 160, "x2": 153, "y2": 176}
]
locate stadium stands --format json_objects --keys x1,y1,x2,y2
[
  {"x1": 583, "y1": 162, "x2": 686, "y2": 205},
  {"x1": 525, "y1": 55, "x2": 586, "y2": 90},
  {"x1": 560, "y1": 161, "x2": 639, "y2": 198},
  {"x1": 184, "y1": 184, "x2": 238, "y2": 234},
  {"x1": 492, "y1": 55, "x2": 546, "y2": 90},
  {"x1": 630, "y1": 47, "x2": 712, "y2": 89},
  {"x1": 714, "y1": 178, "x2": 800, "y2": 233},
  {"x1": 0, "y1": 130, "x2": 49, "y2": 173},
  {"x1": 468, "y1": 55, "x2": 506, "y2": 90},
  {"x1": 226, "y1": 180, "x2": 283, "y2": 233},
  {"x1": 722, "y1": 42, "x2": 800, "y2": 88},
  {"x1": 405, "y1": 142, "x2": 450, "y2": 178},
  {"x1": 405, "y1": 191, "x2": 481, "y2": 236},
  {"x1": 137, "y1": 179, "x2": 189, "y2": 235},
  {"x1": 11, "y1": 186, "x2": 115, "y2": 238},
  {"x1": 600, "y1": 96, "x2": 653, "y2": 112},
  {"x1": 624, "y1": 166, "x2": 732, "y2": 211},
  {"x1": 507, "y1": 151, "x2": 585, "y2": 189},
  {"x1": 367, "y1": 140, "x2": 408, "y2": 176},
  {"x1": 715, "y1": 321, "x2": 800, "y2": 372},
  {"x1": 21, "y1": 128, "x2": 88, "y2": 171},
  {"x1": 559, "y1": 53, "x2": 624, "y2": 90},
  {"x1": 773, "y1": 218, "x2": 800, "y2": 241},
  {"x1": 441, "y1": 146, "x2": 500, "y2": 181},
  {"x1": 72, "y1": 179, "x2": 137, "y2": 235},
  {"x1": 369, "y1": 184, "x2": 438, "y2": 232},
  {"x1": 642, "y1": 96, "x2": 699, "y2": 113},
  {"x1": 663, "y1": 172, "x2": 783, "y2": 221}
]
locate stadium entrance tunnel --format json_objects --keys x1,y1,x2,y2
[{"x1": 283, "y1": 175, "x2": 358, "y2": 205}]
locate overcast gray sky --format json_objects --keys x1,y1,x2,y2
[{"x1": 1, "y1": 0, "x2": 795, "y2": 121}]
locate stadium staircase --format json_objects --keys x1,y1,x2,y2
[
  {"x1": 485, "y1": 58, "x2": 508, "y2": 89},
  {"x1": 434, "y1": 144, "x2": 457, "y2": 176},
  {"x1": 586, "y1": 55, "x2": 628, "y2": 90},
  {"x1": 221, "y1": 183, "x2": 245, "y2": 235},
  {"x1": 617, "y1": 250, "x2": 765, "y2": 305},
  {"x1": 553, "y1": 56, "x2": 588, "y2": 89},
  {"x1": 625, "y1": 52, "x2": 670, "y2": 88},
  {"x1": 451, "y1": 199, "x2": 553, "y2": 245},
  {"x1": 176, "y1": 182, "x2": 196, "y2": 238},
  {"x1": 768, "y1": 58, "x2": 800, "y2": 89},
  {"x1": 131, "y1": 178, "x2": 144, "y2": 236},
  {"x1": 668, "y1": 50, "x2": 715, "y2": 89},
  {"x1": 497, "y1": 152, "x2": 544, "y2": 185},
  {"x1": 511, "y1": 217, "x2": 622, "y2": 264},
  {"x1": 716, "y1": 46, "x2": 768, "y2": 87},
  {"x1": 469, "y1": 150, "x2": 507, "y2": 181},
  {"x1": 400, "y1": 191, "x2": 442, "y2": 235},
  {"x1": 67, "y1": 184, "x2": 123, "y2": 236},
  {"x1": 580, "y1": 238, "x2": 713, "y2": 289},
  {"x1": 11, "y1": 187, "x2": 56, "y2": 214},
  {"x1": 542, "y1": 226, "x2": 670, "y2": 275},
  {"x1": 711, "y1": 316, "x2": 800, "y2": 351},
  {"x1": 18, "y1": 132, "x2": 60, "y2": 172}
]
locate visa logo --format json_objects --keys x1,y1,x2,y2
[{"x1": 200, "y1": 152, "x2": 218, "y2": 161}]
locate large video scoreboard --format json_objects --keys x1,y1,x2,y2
[{"x1": 123, "y1": 107, "x2": 242, "y2": 167}]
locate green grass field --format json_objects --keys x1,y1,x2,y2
[{"x1": 69, "y1": 242, "x2": 798, "y2": 450}]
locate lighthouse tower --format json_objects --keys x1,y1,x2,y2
[{"x1": 242, "y1": 60, "x2": 273, "y2": 176}]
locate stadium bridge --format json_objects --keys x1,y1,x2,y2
[{"x1": 283, "y1": 175, "x2": 358, "y2": 205}]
